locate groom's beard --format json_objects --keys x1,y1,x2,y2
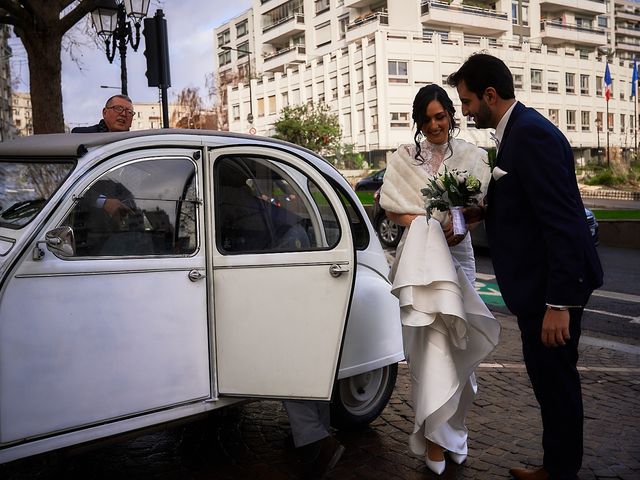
[{"x1": 473, "y1": 101, "x2": 493, "y2": 129}]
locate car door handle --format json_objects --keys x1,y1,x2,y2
[
  {"x1": 188, "y1": 269, "x2": 205, "y2": 282},
  {"x1": 329, "y1": 264, "x2": 350, "y2": 277}
]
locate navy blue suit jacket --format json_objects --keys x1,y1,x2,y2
[{"x1": 485, "y1": 102, "x2": 603, "y2": 317}]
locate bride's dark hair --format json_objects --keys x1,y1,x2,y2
[{"x1": 412, "y1": 84, "x2": 457, "y2": 163}]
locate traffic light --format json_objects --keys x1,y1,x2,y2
[{"x1": 143, "y1": 10, "x2": 171, "y2": 88}]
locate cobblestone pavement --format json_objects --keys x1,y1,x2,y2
[{"x1": 2, "y1": 314, "x2": 639, "y2": 480}]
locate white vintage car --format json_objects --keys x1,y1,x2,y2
[{"x1": 0, "y1": 130, "x2": 403, "y2": 464}]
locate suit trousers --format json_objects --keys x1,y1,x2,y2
[
  {"x1": 517, "y1": 309, "x2": 583, "y2": 480},
  {"x1": 283, "y1": 400, "x2": 331, "y2": 448}
]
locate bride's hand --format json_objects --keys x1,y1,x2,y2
[{"x1": 442, "y1": 218, "x2": 464, "y2": 246}]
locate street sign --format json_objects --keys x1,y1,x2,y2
[{"x1": 249, "y1": 127, "x2": 256, "y2": 135}]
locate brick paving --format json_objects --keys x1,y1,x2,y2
[{"x1": 2, "y1": 314, "x2": 639, "y2": 480}]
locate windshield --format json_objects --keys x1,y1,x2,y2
[{"x1": 0, "y1": 161, "x2": 75, "y2": 229}]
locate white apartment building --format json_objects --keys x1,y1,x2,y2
[
  {"x1": 11, "y1": 92, "x2": 32, "y2": 136},
  {"x1": 215, "y1": 0, "x2": 640, "y2": 165}
]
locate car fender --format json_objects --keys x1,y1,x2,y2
[{"x1": 337, "y1": 264, "x2": 404, "y2": 379}]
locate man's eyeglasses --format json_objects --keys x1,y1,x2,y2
[{"x1": 106, "y1": 105, "x2": 135, "y2": 116}]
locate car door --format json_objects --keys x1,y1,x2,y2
[
  {"x1": 0, "y1": 149, "x2": 210, "y2": 444},
  {"x1": 208, "y1": 147, "x2": 355, "y2": 400}
]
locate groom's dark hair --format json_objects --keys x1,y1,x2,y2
[{"x1": 447, "y1": 53, "x2": 515, "y2": 101}]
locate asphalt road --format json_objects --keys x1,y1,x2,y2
[{"x1": 474, "y1": 245, "x2": 640, "y2": 344}]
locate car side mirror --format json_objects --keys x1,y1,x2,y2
[{"x1": 45, "y1": 226, "x2": 76, "y2": 257}]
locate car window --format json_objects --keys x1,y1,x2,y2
[
  {"x1": 214, "y1": 155, "x2": 341, "y2": 254},
  {"x1": 327, "y1": 179, "x2": 369, "y2": 250},
  {"x1": 0, "y1": 160, "x2": 75, "y2": 229},
  {"x1": 61, "y1": 158, "x2": 198, "y2": 257}
]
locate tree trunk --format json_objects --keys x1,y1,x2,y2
[{"x1": 22, "y1": 29, "x2": 64, "y2": 134}]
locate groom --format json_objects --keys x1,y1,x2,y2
[{"x1": 447, "y1": 54, "x2": 603, "y2": 480}]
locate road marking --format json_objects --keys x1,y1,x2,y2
[
  {"x1": 584, "y1": 308, "x2": 640, "y2": 324},
  {"x1": 592, "y1": 290, "x2": 640, "y2": 304}
]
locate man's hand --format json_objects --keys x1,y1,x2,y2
[
  {"x1": 102, "y1": 198, "x2": 134, "y2": 223},
  {"x1": 462, "y1": 205, "x2": 485, "y2": 225},
  {"x1": 541, "y1": 308, "x2": 571, "y2": 347}
]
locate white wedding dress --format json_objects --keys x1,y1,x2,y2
[{"x1": 380, "y1": 138, "x2": 500, "y2": 457}]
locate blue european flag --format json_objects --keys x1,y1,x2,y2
[{"x1": 632, "y1": 59, "x2": 638, "y2": 98}]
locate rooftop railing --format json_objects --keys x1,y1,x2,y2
[{"x1": 421, "y1": 0, "x2": 508, "y2": 20}]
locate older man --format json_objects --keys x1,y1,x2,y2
[{"x1": 72, "y1": 94, "x2": 134, "y2": 133}]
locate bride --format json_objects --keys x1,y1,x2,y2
[{"x1": 380, "y1": 84, "x2": 500, "y2": 475}]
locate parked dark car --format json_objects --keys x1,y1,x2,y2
[
  {"x1": 373, "y1": 188, "x2": 599, "y2": 248},
  {"x1": 355, "y1": 168, "x2": 385, "y2": 191}
]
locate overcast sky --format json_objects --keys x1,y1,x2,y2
[{"x1": 9, "y1": 0, "x2": 252, "y2": 128}]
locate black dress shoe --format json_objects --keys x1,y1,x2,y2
[
  {"x1": 509, "y1": 466, "x2": 550, "y2": 480},
  {"x1": 302, "y1": 435, "x2": 345, "y2": 479}
]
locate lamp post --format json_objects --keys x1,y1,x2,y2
[
  {"x1": 595, "y1": 117, "x2": 602, "y2": 164},
  {"x1": 221, "y1": 45, "x2": 254, "y2": 126},
  {"x1": 91, "y1": 0, "x2": 151, "y2": 96}
]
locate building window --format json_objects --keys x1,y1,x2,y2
[
  {"x1": 232, "y1": 104, "x2": 240, "y2": 120},
  {"x1": 607, "y1": 113, "x2": 614, "y2": 132},
  {"x1": 342, "y1": 72, "x2": 350, "y2": 95},
  {"x1": 315, "y1": 0, "x2": 330, "y2": 14},
  {"x1": 621, "y1": 114, "x2": 626, "y2": 133},
  {"x1": 268, "y1": 95, "x2": 276, "y2": 115},
  {"x1": 581, "y1": 111, "x2": 590, "y2": 131},
  {"x1": 530, "y1": 69, "x2": 543, "y2": 91},
  {"x1": 238, "y1": 41, "x2": 249, "y2": 59},
  {"x1": 390, "y1": 112, "x2": 410, "y2": 128},
  {"x1": 548, "y1": 81, "x2": 558, "y2": 93},
  {"x1": 566, "y1": 110, "x2": 576, "y2": 131},
  {"x1": 282, "y1": 91, "x2": 289, "y2": 107},
  {"x1": 548, "y1": 109, "x2": 559, "y2": 127},
  {"x1": 236, "y1": 20, "x2": 248, "y2": 38},
  {"x1": 338, "y1": 15, "x2": 348, "y2": 39},
  {"x1": 522, "y1": 5, "x2": 528, "y2": 26},
  {"x1": 218, "y1": 50, "x2": 231, "y2": 66},
  {"x1": 620, "y1": 81, "x2": 626, "y2": 100},
  {"x1": 511, "y1": 2, "x2": 519, "y2": 24},
  {"x1": 315, "y1": 20, "x2": 331, "y2": 47},
  {"x1": 217, "y1": 29, "x2": 230, "y2": 46},
  {"x1": 580, "y1": 74, "x2": 589, "y2": 95},
  {"x1": 358, "y1": 109, "x2": 365, "y2": 132},
  {"x1": 356, "y1": 67, "x2": 364, "y2": 92},
  {"x1": 596, "y1": 76, "x2": 603, "y2": 96},
  {"x1": 565, "y1": 73, "x2": 575, "y2": 94},
  {"x1": 343, "y1": 113, "x2": 352, "y2": 136},
  {"x1": 598, "y1": 16, "x2": 607, "y2": 28},
  {"x1": 371, "y1": 113, "x2": 378, "y2": 131},
  {"x1": 513, "y1": 74, "x2": 523, "y2": 90},
  {"x1": 388, "y1": 60, "x2": 408, "y2": 83},
  {"x1": 257, "y1": 98, "x2": 265, "y2": 117},
  {"x1": 330, "y1": 76, "x2": 338, "y2": 99}
]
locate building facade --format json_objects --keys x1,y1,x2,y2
[
  {"x1": 214, "y1": 0, "x2": 639, "y2": 164},
  {"x1": 12, "y1": 92, "x2": 33, "y2": 136}
]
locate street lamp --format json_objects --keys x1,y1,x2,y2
[
  {"x1": 91, "y1": 0, "x2": 151, "y2": 96},
  {"x1": 221, "y1": 45, "x2": 254, "y2": 125}
]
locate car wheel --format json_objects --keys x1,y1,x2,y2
[
  {"x1": 330, "y1": 363, "x2": 398, "y2": 430},
  {"x1": 377, "y1": 217, "x2": 402, "y2": 248}
]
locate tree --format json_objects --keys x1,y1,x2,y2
[
  {"x1": 0, "y1": 1, "x2": 101, "y2": 134},
  {"x1": 273, "y1": 101, "x2": 341, "y2": 156}
]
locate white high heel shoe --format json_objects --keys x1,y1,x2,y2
[
  {"x1": 425, "y1": 456, "x2": 446, "y2": 475},
  {"x1": 447, "y1": 451, "x2": 467, "y2": 465},
  {"x1": 425, "y1": 442, "x2": 446, "y2": 475}
]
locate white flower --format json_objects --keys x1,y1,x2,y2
[{"x1": 436, "y1": 178, "x2": 445, "y2": 190}]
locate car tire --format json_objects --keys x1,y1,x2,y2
[
  {"x1": 377, "y1": 217, "x2": 402, "y2": 248},
  {"x1": 330, "y1": 363, "x2": 398, "y2": 430}
]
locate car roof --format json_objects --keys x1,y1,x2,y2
[{"x1": 0, "y1": 129, "x2": 318, "y2": 159}]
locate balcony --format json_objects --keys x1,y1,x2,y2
[
  {"x1": 420, "y1": 1, "x2": 510, "y2": 36},
  {"x1": 616, "y1": 24, "x2": 640, "y2": 37},
  {"x1": 262, "y1": 13, "x2": 305, "y2": 43},
  {"x1": 540, "y1": 20, "x2": 606, "y2": 46},
  {"x1": 345, "y1": 12, "x2": 389, "y2": 43},
  {"x1": 263, "y1": 45, "x2": 307, "y2": 72},
  {"x1": 539, "y1": 0, "x2": 606, "y2": 15},
  {"x1": 615, "y1": 39, "x2": 640, "y2": 53},
  {"x1": 344, "y1": 0, "x2": 379, "y2": 7},
  {"x1": 615, "y1": 8, "x2": 640, "y2": 22}
]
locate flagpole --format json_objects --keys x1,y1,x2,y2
[{"x1": 606, "y1": 99, "x2": 610, "y2": 167}]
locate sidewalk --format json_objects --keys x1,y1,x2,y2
[{"x1": 326, "y1": 314, "x2": 640, "y2": 479}]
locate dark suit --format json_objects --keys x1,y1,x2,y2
[
  {"x1": 71, "y1": 120, "x2": 109, "y2": 133},
  {"x1": 485, "y1": 102, "x2": 603, "y2": 479}
]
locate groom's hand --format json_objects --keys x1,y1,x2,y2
[
  {"x1": 462, "y1": 205, "x2": 485, "y2": 225},
  {"x1": 541, "y1": 308, "x2": 571, "y2": 347}
]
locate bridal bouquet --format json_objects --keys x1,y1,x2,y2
[{"x1": 420, "y1": 167, "x2": 482, "y2": 239}]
